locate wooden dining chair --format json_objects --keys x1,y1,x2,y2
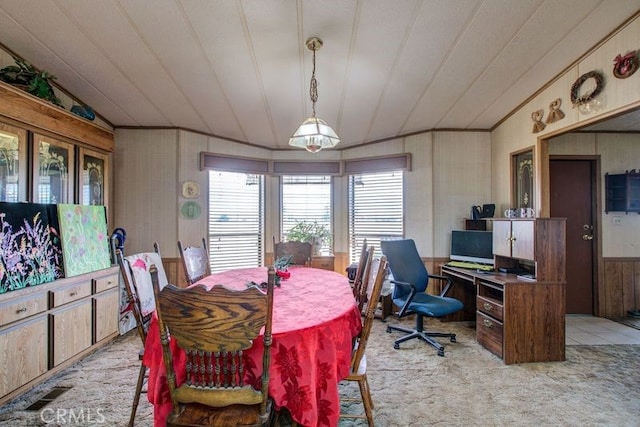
[
  {"x1": 272, "y1": 235, "x2": 312, "y2": 266},
  {"x1": 354, "y1": 245, "x2": 375, "y2": 315},
  {"x1": 116, "y1": 243, "x2": 169, "y2": 427},
  {"x1": 177, "y1": 237, "x2": 211, "y2": 285},
  {"x1": 340, "y1": 255, "x2": 388, "y2": 426},
  {"x1": 351, "y1": 239, "x2": 368, "y2": 292},
  {"x1": 151, "y1": 264, "x2": 276, "y2": 427}
]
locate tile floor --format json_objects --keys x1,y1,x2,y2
[{"x1": 566, "y1": 314, "x2": 640, "y2": 345}]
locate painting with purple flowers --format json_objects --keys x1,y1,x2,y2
[
  {"x1": 57, "y1": 204, "x2": 111, "y2": 277},
  {"x1": 0, "y1": 202, "x2": 64, "y2": 294}
]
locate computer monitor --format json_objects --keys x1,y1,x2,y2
[{"x1": 450, "y1": 230, "x2": 494, "y2": 265}]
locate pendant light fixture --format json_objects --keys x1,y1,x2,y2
[{"x1": 289, "y1": 37, "x2": 340, "y2": 153}]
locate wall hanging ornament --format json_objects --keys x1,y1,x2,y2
[
  {"x1": 531, "y1": 109, "x2": 546, "y2": 133},
  {"x1": 613, "y1": 51, "x2": 639, "y2": 79},
  {"x1": 570, "y1": 70, "x2": 604, "y2": 110},
  {"x1": 545, "y1": 98, "x2": 565, "y2": 124}
]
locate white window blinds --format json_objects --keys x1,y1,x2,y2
[
  {"x1": 348, "y1": 171, "x2": 404, "y2": 263},
  {"x1": 281, "y1": 175, "x2": 332, "y2": 254},
  {"x1": 208, "y1": 171, "x2": 264, "y2": 272}
]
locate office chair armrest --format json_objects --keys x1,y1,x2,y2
[
  {"x1": 427, "y1": 274, "x2": 453, "y2": 297},
  {"x1": 390, "y1": 279, "x2": 417, "y2": 317}
]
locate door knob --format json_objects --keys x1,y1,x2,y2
[{"x1": 582, "y1": 234, "x2": 593, "y2": 240}]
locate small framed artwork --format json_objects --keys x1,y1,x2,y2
[
  {"x1": 0, "y1": 121, "x2": 27, "y2": 202},
  {"x1": 32, "y1": 134, "x2": 75, "y2": 204},
  {"x1": 78, "y1": 147, "x2": 109, "y2": 207},
  {"x1": 512, "y1": 148, "x2": 534, "y2": 211}
]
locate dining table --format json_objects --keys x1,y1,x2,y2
[{"x1": 142, "y1": 266, "x2": 362, "y2": 427}]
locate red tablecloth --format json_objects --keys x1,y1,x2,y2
[{"x1": 143, "y1": 266, "x2": 362, "y2": 427}]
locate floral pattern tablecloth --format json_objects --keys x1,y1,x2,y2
[{"x1": 143, "y1": 266, "x2": 362, "y2": 427}]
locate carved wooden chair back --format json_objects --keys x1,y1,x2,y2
[
  {"x1": 341, "y1": 255, "x2": 388, "y2": 427},
  {"x1": 152, "y1": 265, "x2": 276, "y2": 427},
  {"x1": 355, "y1": 245, "x2": 375, "y2": 315},
  {"x1": 351, "y1": 239, "x2": 368, "y2": 296},
  {"x1": 116, "y1": 243, "x2": 168, "y2": 427},
  {"x1": 177, "y1": 237, "x2": 211, "y2": 285},
  {"x1": 272, "y1": 236, "x2": 312, "y2": 266}
]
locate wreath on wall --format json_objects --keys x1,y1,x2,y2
[{"x1": 570, "y1": 70, "x2": 604, "y2": 107}]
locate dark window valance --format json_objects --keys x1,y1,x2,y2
[
  {"x1": 200, "y1": 153, "x2": 269, "y2": 174},
  {"x1": 272, "y1": 160, "x2": 341, "y2": 175},
  {"x1": 200, "y1": 152, "x2": 410, "y2": 175},
  {"x1": 344, "y1": 154, "x2": 411, "y2": 174}
]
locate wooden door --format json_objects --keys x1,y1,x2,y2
[{"x1": 550, "y1": 159, "x2": 595, "y2": 314}]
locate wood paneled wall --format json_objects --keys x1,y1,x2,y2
[{"x1": 602, "y1": 258, "x2": 640, "y2": 318}]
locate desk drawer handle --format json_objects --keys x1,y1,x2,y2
[
  {"x1": 16, "y1": 307, "x2": 27, "y2": 314},
  {"x1": 483, "y1": 318, "x2": 494, "y2": 329},
  {"x1": 483, "y1": 302, "x2": 493, "y2": 311}
]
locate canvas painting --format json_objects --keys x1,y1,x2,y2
[
  {"x1": 57, "y1": 204, "x2": 111, "y2": 277},
  {"x1": 0, "y1": 202, "x2": 64, "y2": 293}
]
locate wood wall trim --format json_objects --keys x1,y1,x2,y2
[{"x1": 0, "y1": 82, "x2": 114, "y2": 152}]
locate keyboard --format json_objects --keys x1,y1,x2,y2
[{"x1": 446, "y1": 261, "x2": 494, "y2": 271}]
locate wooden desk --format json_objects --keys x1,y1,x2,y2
[{"x1": 441, "y1": 265, "x2": 565, "y2": 364}]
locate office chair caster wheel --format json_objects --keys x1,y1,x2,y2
[
  {"x1": 394, "y1": 343, "x2": 400, "y2": 350},
  {"x1": 386, "y1": 326, "x2": 392, "y2": 333},
  {"x1": 450, "y1": 334, "x2": 457, "y2": 343},
  {"x1": 437, "y1": 348, "x2": 445, "y2": 357}
]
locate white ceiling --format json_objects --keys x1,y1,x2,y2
[{"x1": 0, "y1": 0, "x2": 639, "y2": 150}]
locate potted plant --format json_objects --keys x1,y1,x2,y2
[
  {"x1": 286, "y1": 220, "x2": 332, "y2": 255},
  {"x1": 0, "y1": 57, "x2": 63, "y2": 107}
]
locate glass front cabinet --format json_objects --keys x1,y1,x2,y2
[
  {"x1": 0, "y1": 121, "x2": 109, "y2": 205},
  {"x1": 0, "y1": 122, "x2": 27, "y2": 202}
]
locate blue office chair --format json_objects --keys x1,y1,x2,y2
[{"x1": 381, "y1": 239, "x2": 463, "y2": 356}]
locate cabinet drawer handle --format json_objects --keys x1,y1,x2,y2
[
  {"x1": 16, "y1": 307, "x2": 27, "y2": 313},
  {"x1": 69, "y1": 291, "x2": 77, "y2": 297},
  {"x1": 483, "y1": 302, "x2": 493, "y2": 311},
  {"x1": 483, "y1": 318, "x2": 494, "y2": 329}
]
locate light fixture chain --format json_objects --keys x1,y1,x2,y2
[{"x1": 310, "y1": 45, "x2": 318, "y2": 118}]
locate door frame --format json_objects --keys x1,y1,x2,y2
[{"x1": 539, "y1": 142, "x2": 604, "y2": 316}]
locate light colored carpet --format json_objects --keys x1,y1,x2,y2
[{"x1": 1, "y1": 317, "x2": 639, "y2": 426}]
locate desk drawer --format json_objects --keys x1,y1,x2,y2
[
  {"x1": 94, "y1": 273, "x2": 119, "y2": 293},
  {"x1": 50, "y1": 282, "x2": 92, "y2": 308},
  {"x1": 476, "y1": 311, "x2": 503, "y2": 359},
  {"x1": 477, "y1": 295, "x2": 503, "y2": 322},
  {"x1": 0, "y1": 293, "x2": 48, "y2": 327}
]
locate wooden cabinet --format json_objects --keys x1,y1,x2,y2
[
  {"x1": 442, "y1": 217, "x2": 566, "y2": 364},
  {"x1": 475, "y1": 277, "x2": 565, "y2": 364},
  {"x1": 311, "y1": 255, "x2": 335, "y2": 271},
  {"x1": 92, "y1": 271, "x2": 119, "y2": 343},
  {"x1": 50, "y1": 300, "x2": 93, "y2": 367},
  {"x1": 0, "y1": 315, "x2": 48, "y2": 397},
  {"x1": 0, "y1": 266, "x2": 119, "y2": 404},
  {"x1": 605, "y1": 170, "x2": 640, "y2": 213},
  {"x1": 492, "y1": 218, "x2": 565, "y2": 281}
]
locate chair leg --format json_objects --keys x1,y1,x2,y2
[
  {"x1": 129, "y1": 362, "x2": 147, "y2": 427},
  {"x1": 386, "y1": 315, "x2": 456, "y2": 356},
  {"x1": 358, "y1": 375, "x2": 375, "y2": 427}
]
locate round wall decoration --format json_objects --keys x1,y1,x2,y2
[
  {"x1": 570, "y1": 70, "x2": 604, "y2": 107},
  {"x1": 181, "y1": 201, "x2": 201, "y2": 219},
  {"x1": 613, "y1": 51, "x2": 639, "y2": 79},
  {"x1": 182, "y1": 181, "x2": 200, "y2": 199}
]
